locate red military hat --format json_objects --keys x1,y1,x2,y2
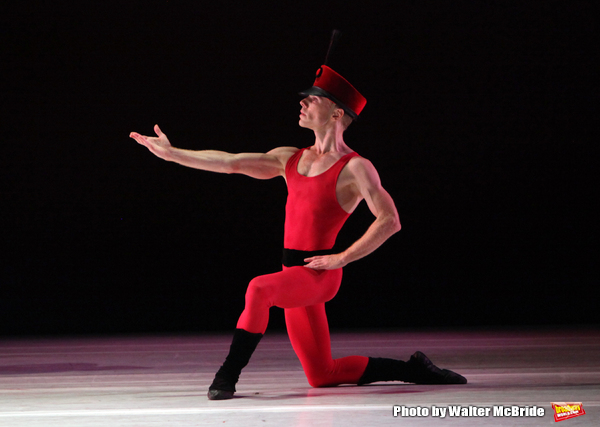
[{"x1": 300, "y1": 65, "x2": 367, "y2": 120}]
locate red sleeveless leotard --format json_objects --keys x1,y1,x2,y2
[{"x1": 284, "y1": 148, "x2": 360, "y2": 251}]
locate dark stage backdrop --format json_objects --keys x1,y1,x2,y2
[{"x1": 1, "y1": 2, "x2": 595, "y2": 336}]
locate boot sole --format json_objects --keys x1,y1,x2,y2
[{"x1": 207, "y1": 389, "x2": 235, "y2": 400}]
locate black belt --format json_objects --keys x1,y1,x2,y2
[{"x1": 282, "y1": 248, "x2": 335, "y2": 267}]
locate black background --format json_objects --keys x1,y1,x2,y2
[{"x1": 1, "y1": 1, "x2": 595, "y2": 336}]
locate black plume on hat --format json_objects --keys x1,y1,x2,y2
[{"x1": 323, "y1": 29, "x2": 342, "y2": 66}]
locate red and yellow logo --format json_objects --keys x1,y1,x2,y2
[{"x1": 551, "y1": 402, "x2": 585, "y2": 422}]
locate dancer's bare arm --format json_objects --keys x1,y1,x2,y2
[
  {"x1": 304, "y1": 158, "x2": 401, "y2": 270},
  {"x1": 130, "y1": 125, "x2": 297, "y2": 179}
]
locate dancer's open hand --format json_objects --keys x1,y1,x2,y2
[{"x1": 129, "y1": 125, "x2": 172, "y2": 160}]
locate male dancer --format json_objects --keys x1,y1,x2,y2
[{"x1": 130, "y1": 64, "x2": 467, "y2": 400}]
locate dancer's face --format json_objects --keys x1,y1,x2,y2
[{"x1": 299, "y1": 95, "x2": 340, "y2": 130}]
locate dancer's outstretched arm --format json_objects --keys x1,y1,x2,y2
[{"x1": 130, "y1": 124, "x2": 297, "y2": 180}]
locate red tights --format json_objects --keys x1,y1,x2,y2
[{"x1": 236, "y1": 266, "x2": 369, "y2": 387}]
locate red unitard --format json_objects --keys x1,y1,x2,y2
[{"x1": 236, "y1": 148, "x2": 369, "y2": 387}]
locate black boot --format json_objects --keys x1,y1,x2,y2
[
  {"x1": 358, "y1": 351, "x2": 467, "y2": 385},
  {"x1": 208, "y1": 329, "x2": 263, "y2": 400},
  {"x1": 357, "y1": 357, "x2": 408, "y2": 385}
]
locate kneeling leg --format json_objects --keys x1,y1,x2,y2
[{"x1": 285, "y1": 304, "x2": 369, "y2": 387}]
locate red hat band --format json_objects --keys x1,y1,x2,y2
[{"x1": 301, "y1": 65, "x2": 366, "y2": 119}]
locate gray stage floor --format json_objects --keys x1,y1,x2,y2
[{"x1": 0, "y1": 327, "x2": 598, "y2": 426}]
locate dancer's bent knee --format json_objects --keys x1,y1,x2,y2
[
  {"x1": 236, "y1": 276, "x2": 276, "y2": 334},
  {"x1": 245, "y1": 276, "x2": 274, "y2": 307}
]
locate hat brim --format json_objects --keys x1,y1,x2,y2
[{"x1": 299, "y1": 86, "x2": 358, "y2": 120}]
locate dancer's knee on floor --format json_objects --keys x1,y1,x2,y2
[{"x1": 306, "y1": 372, "x2": 337, "y2": 388}]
